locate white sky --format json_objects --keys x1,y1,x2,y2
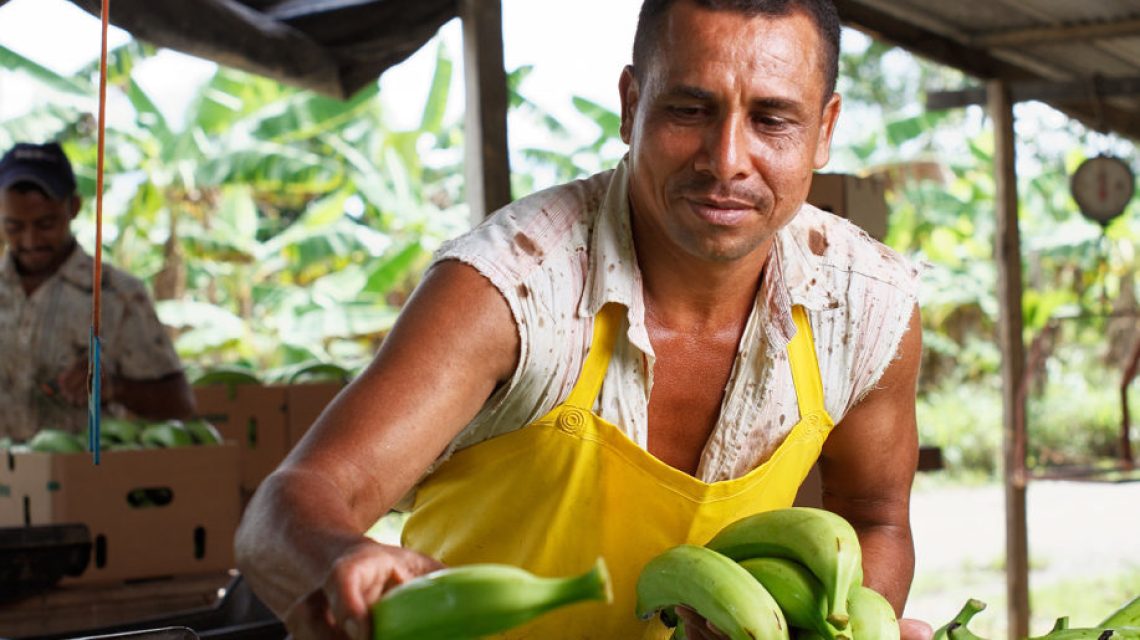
[{"x1": 0, "y1": 0, "x2": 641, "y2": 143}]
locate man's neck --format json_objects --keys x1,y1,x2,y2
[{"x1": 638, "y1": 241, "x2": 771, "y2": 331}]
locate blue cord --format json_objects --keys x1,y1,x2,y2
[{"x1": 88, "y1": 327, "x2": 102, "y2": 465}]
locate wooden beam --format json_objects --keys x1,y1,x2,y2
[
  {"x1": 989, "y1": 79, "x2": 1030, "y2": 640},
  {"x1": 460, "y1": 0, "x2": 512, "y2": 223},
  {"x1": 975, "y1": 18, "x2": 1140, "y2": 48},
  {"x1": 927, "y1": 76, "x2": 1140, "y2": 109}
]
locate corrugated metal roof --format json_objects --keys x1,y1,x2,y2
[
  {"x1": 54, "y1": 0, "x2": 1140, "y2": 141},
  {"x1": 836, "y1": 0, "x2": 1140, "y2": 139}
]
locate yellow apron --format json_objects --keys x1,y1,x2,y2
[{"x1": 402, "y1": 303, "x2": 835, "y2": 638}]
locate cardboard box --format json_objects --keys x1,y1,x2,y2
[
  {"x1": 282, "y1": 382, "x2": 346, "y2": 448},
  {"x1": 193, "y1": 385, "x2": 288, "y2": 496},
  {"x1": 0, "y1": 444, "x2": 240, "y2": 585},
  {"x1": 807, "y1": 173, "x2": 889, "y2": 241}
]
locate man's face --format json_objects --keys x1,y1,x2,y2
[
  {"x1": 1, "y1": 187, "x2": 79, "y2": 277},
  {"x1": 620, "y1": 1, "x2": 841, "y2": 264}
]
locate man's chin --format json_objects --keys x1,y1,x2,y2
[{"x1": 14, "y1": 257, "x2": 56, "y2": 277}]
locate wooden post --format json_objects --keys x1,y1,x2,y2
[
  {"x1": 989, "y1": 79, "x2": 1030, "y2": 640},
  {"x1": 460, "y1": 0, "x2": 512, "y2": 224}
]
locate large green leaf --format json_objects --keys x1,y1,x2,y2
[
  {"x1": 419, "y1": 41, "x2": 453, "y2": 133},
  {"x1": 126, "y1": 78, "x2": 173, "y2": 147},
  {"x1": 290, "y1": 302, "x2": 400, "y2": 342},
  {"x1": 198, "y1": 141, "x2": 342, "y2": 193},
  {"x1": 363, "y1": 241, "x2": 426, "y2": 295},
  {"x1": 74, "y1": 40, "x2": 157, "y2": 88},
  {"x1": 0, "y1": 44, "x2": 91, "y2": 95},
  {"x1": 250, "y1": 81, "x2": 380, "y2": 143},
  {"x1": 571, "y1": 96, "x2": 621, "y2": 142}
]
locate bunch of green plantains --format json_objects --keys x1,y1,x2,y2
[
  {"x1": 637, "y1": 507, "x2": 896, "y2": 640},
  {"x1": 934, "y1": 595, "x2": 1140, "y2": 639}
]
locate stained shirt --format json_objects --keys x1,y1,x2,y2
[
  {"x1": 431, "y1": 158, "x2": 920, "y2": 482},
  {"x1": 0, "y1": 244, "x2": 184, "y2": 441}
]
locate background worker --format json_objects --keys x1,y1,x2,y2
[
  {"x1": 237, "y1": 0, "x2": 932, "y2": 638},
  {"x1": 0, "y1": 141, "x2": 195, "y2": 441}
]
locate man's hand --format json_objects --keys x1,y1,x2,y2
[
  {"x1": 283, "y1": 540, "x2": 444, "y2": 640},
  {"x1": 54, "y1": 357, "x2": 110, "y2": 407},
  {"x1": 901, "y1": 617, "x2": 934, "y2": 640},
  {"x1": 674, "y1": 606, "x2": 727, "y2": 640}
]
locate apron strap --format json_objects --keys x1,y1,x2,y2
[
  {"x1": 564, "y1": 303, "x2": 624, "y2": 409},
  {"x1": 788, "y1": 305, "x2": 826, "y2": 420}
]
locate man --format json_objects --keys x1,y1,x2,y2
[
  {"x1": 236, "y1": 1, "x2": 932, "y2": 638},
  {"x1": 0, "y1": 141, "x2": 195, "y2": 440}
]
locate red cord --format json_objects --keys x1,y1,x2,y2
[{"x1": 93, "y1": 0, "x2": 109, "y2": 334}]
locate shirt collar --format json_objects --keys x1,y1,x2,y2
[
  {"x1": 577, "y1": 157, "x2": 654, "y2": 355},
  {"x1": 0, "y1": 242, "x2": 93, "y2": 291},
  {"x1": 765, "y1": 206, "x2": 848, "y2": 344},
  {"x1": 577, "y1": 161, "x2": 842, "y2": 352},
  {"x1": 56, "y1": 243, "x2": 96, "y2": 290}
]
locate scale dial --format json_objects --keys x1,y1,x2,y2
[{"x1": 1071, "y1": 155, "x2": 1135, "y2": 226}]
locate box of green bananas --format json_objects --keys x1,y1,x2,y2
[{"x1": 0, "y1": 418, "x2": 241, "y2": 585}]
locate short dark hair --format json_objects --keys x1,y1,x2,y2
[{"x1": 632, "y1": 0, "x2": 841, "y2": 99}]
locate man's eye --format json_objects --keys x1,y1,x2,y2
[
  {"x1": 667, "y1": 105, "x2": 705, "y2": 119},
  {"x1": 753, "y1": 115, "x2": 791, "y2": 130}
]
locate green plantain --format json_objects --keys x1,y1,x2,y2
[
  {"x1": 847, "y1": 585, "x2": 899, "y2": 640},
  {"x1": 371, "y1": 558, "x2": 610, "y2": 640},
  {"x1": 932, "y1": 599, "x2": 986, "y2": 640},
  {"x1": 705, "y1": 507, "x2": 863, "y2": 629},
  {"x1": 737, "y1": 557, "x2": 849, "y2": 640},
  {"x1": 1101, "y1": 595, "x2": 1140, "y2": 629},
  {"x1": 637, "y1": 544, "x2": 789, "y2": 640}
]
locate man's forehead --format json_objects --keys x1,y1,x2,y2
[{"x1": 646, "y1": 6, "x2": 826, "y2": 97}]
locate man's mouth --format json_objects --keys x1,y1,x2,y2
[{"x1": 685, "y1": 196, "x2": 757, "y2": 226}]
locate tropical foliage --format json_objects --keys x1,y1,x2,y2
[{"x1": 2, "y1": 30, "x2": 1138, "y2": 474}]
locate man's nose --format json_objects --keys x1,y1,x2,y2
[
  {"x1": 695, "y1": 114, "x2": 752, "y2": 181},
  {"x1": 15, "y1": 228, "x2": 42, "y2": 249}
]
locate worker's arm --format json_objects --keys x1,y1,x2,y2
[
  {"x1": 235, "y1": 260, "x2": 520, "y2": 640},
  {"x1": 819, "y1": 304, "x2": 931, "y2": 640},
  {"x1": 112, "y1": 371, "x2": 196, "y2": 419}
]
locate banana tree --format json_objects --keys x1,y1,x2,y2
[{"x1": 0, "y1": 38, "x2": 469, "y2": 375}]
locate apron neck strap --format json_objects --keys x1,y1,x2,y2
[
  {"x1": 788, "y1": 305, "x2": 825, "y2": 419},
  {"x1": 565, "y1": 303, "x2": 624, "y2": 409}
]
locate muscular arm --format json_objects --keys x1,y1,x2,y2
[
  {"x1": 234, "y1": 261, "x2": 519, "y2": 629},
  {"x1": 113, "y1": 371, "x2": 196, "y2": 419},
  {"x1": 818, "y1": 304, "x2": 922, "y2": 615}
]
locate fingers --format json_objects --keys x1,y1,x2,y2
[
  {"x1": 315, "y1": 544, "x2": 446, "y2": 640},
  {"x1": 674, "y1": 606, "x2": 730, "y2": 640},
  {"x1": 283, "y1": 588, "x2": 349, "y2": 640},
  {"x1": 900, "y1": 617, "x2": 935, "y2": 640},
  {"x1": 56, "y1": 361, "x2": 88, "y2": 406}
]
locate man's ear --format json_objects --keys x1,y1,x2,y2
[
  {"x1": 619, "y1": 65, "x2": 639, "y2": 145},
  {"x1": 813, "y1": 92, "x2": 842, "y2": 169},
  {"x1": 67, "y1": 195, "x2": 82, "y2": 220}
]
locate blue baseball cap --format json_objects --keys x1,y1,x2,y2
[{"x1": 0, "y1": 142, "x2": 78, "y2": 200}]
